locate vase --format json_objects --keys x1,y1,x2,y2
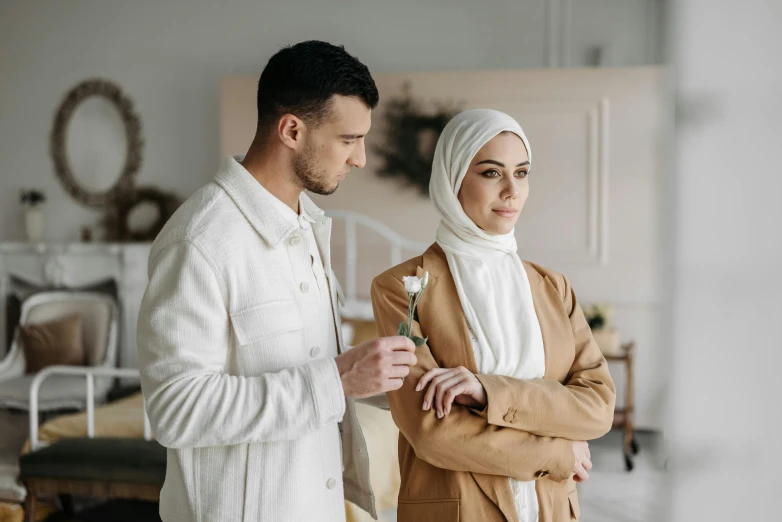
[
  {"x1": 592, "y1": 327, "x2": 621, "y2": 356},
  {"x1": 24, "y1": 208, "x2": 45, "y2": 242}
]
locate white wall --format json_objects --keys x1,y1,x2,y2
[
  {"x1": 667, "y1": 0, "x2": 782, "y2": 520},
  {"x1": 0, "y1": 0, "x2": 662, "y2": 242}
]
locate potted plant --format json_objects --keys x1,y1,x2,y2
[{"x1": 20, "y1": 189, "x2": 47, "y2": 242}]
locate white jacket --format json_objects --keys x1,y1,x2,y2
[{"x1": 137, "y1": 157, "x2": 376, "y2": 522}]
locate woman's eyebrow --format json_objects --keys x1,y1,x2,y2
[{"x1": 476, "y1": 159, "x2": 530, "y2": 167}]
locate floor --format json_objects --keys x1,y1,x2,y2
[
  {"x1": 578, "y1": 430, "x2": 667, "y2": 522},
  {"x1": 1, "y1": 409, "x2": 667, "y2": 522}
]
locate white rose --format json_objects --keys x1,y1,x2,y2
[
  {"x1": 421, "y1": 271, "x2": 430, "y2": 289},
  {"x1": 403, "y1": 276, "x2": 422, "y2": 294}
]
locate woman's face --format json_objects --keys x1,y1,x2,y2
[{"x1": 457, "y1": 132, "x2": 530, "y2": 235}]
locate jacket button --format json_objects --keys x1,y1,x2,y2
[
  {"x1": 289, "y1": 235, "x2": 302, "y2": 246},
  {"x1": 300, "y1": 282, "x2": 310, "y2": 293},
  {"x1": 310, "y1": 346, "x2": 321, "y2": 358},
  {"x1": 326, "y1": 478, "x2": 337, "y2": 490}
]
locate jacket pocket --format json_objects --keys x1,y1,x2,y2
[
  {"x1": 230, "y1": 300, "x2": 303, "y2": 346},
  {"x1": 397, "y1": 498, "x2": 459, "y2": 522},
  {"x1": 568, "y1": 489, "x2": 580, "y2": 520}
]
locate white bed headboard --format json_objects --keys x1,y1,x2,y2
[{"x1": 326, "y1": 209, "x2": 429, "y2": 321}]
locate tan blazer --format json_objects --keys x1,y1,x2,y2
[{"x1": 370, "y1": 243, "x2": 616, "y2": 522}]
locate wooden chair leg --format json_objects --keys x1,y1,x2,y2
[
  {"x1": 23, "y1": 490, "x2": 36, "y2": 522},
  {"x1": 623, "y1": 344, "x2": 637, "y2": 471}
]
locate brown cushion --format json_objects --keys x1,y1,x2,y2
[
  {"x1": 4, "y1": 276, "x2": 119, "y2": 356},
  {"x1": 19, "y1": 314, "x2": 84, "y2": 373}
]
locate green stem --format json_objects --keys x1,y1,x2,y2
[
  {"x1": 406, "y1": 293, "x2": 414, "y2": 336},
  {"x1": 408, "y1": 289, "x2": 424, "y2": 337}
]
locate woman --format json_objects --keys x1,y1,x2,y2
[{"x1": 370, "y1": 109, "x2": 616, "y2": 522}]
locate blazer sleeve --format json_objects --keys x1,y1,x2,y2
[
  {"x1": 475, "y1": 272, "x2": 616, "y2": 441},
  {"x1": 137, "y1": 239, "x2": 346, "y2": 449},
  {"x1": 371, "y1": 273, "x2": 575, "y2": 483}
]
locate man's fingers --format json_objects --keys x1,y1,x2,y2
[
  {"x1": 385, "y1": 377, "x2": 405, "y2": 392},
  {"x1": 384, "y1": 336, "x2": 416, "y2": 352},
  {"x1": 583, "y1": 458, "x2": 593, "y2": 471},
  {"x1": 390, "y1": 351, "x2": 417, "y2": 368},
  {"x1": 388, "y1": 364, "x2": 411, "y2": 379}
]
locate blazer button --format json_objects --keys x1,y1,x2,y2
[
  {"x1": 289, "y1": 235, "x2": 302, "y2": 246},
  {"x1": 326, "y1": 478, "x2": 337, "y2": 490},
  {"x1": 310, "y1": 346, "x2": 321, "y2": 358},
  {"x1": 300, "y1": 282, "x2": 310, "y2": 293},
  {"x1": 503, "y1": 413, "x2": 514, "y2": 423}
]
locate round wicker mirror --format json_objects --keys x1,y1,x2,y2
[{"x1": 50, "y1": 79, "x2": 143, "y2": 208}]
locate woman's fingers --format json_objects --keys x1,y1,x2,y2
[
  {"x1": 416, "y1": 368, "x2": 449, "y2": 392},
  {"x1": 421, "y1": 369, "x2": 458, "y2": 410},
  {"x1": 574, "y1": 462, "x2": 589, "y2": 482},
  {"x1": 442, "y1": 381, "x2": 471, "y2": 415},
  {"x1": 434, "y1": 374, "x2": 467, "y2": 417}
]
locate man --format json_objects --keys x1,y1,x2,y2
[{"x1": 137, "y1": 41, "x2": 416, "y2": 522}]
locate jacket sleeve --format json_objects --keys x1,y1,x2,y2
[
  {"x1": 137, "y1": 239, "x2": 345, "y2": 449},
  {"x1": 371, "y1": 273, "x2": 575, "y2": 483},
  {"x1": 475, "y1": 273, "x2": 616, "y2": 441}
]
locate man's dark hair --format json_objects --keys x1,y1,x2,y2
[{"x1": 256, "y1": 40, "x2": 379, "y2": 133}]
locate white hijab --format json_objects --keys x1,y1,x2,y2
[{"x1": 430, "y1": 109, "x2": 545, "y2": 381}]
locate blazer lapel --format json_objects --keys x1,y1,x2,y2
[
  {"x1": 418, "y1": 243, "x2": 519, "y2": 522},
  {"x1": 417, "y1": 245, "x2": 477, "y2": 373},
  {"x1": 524, "y1": 264, "x2": 574, "y2": 380}
]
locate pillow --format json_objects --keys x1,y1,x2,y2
[
  {"x1": 4, "y1": 276, "x2": 118, "y2": 354},
  {"x1": 18, "y1": 314, "x2": 85, "y2": 373}
]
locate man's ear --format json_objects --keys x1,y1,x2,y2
[{"x1": 277, "y1": 114, "x2": 307, "y2": 151}]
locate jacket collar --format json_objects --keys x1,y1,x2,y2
[{"x1": 214, "y1": 156, "x2": 328, "y2": 248}]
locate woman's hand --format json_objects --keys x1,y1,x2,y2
[
  {"x1": 416, "y1": 366, "x2": 487, "y2": 418},
  {"x1": 572, "y1": 441, "x2": 592, "y2": 482}
]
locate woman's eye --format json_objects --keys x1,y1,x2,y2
[
  {"x1": 516, "y1": 170, "x2": 529, "y2": 178},
  {"x1": 481, "y1": 169, "x2": 500, "y2": 178}
]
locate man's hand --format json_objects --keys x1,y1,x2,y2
[
  {"x1": 336, "y1": 336, "x2": 416, "y2": 398},
  {"x1": 572, "y1": 441, "x2": 592, "y2": 482},
  {"x1": 416, "y1": 366, "x2": 487, "y2": 418}
]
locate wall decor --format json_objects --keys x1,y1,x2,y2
[
  {"x1": 373, "y1": 83, "x2": 461, "y2": 195},
  {"x1": 50, "y1": 79, "x2": 143, "y2": 208}
]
